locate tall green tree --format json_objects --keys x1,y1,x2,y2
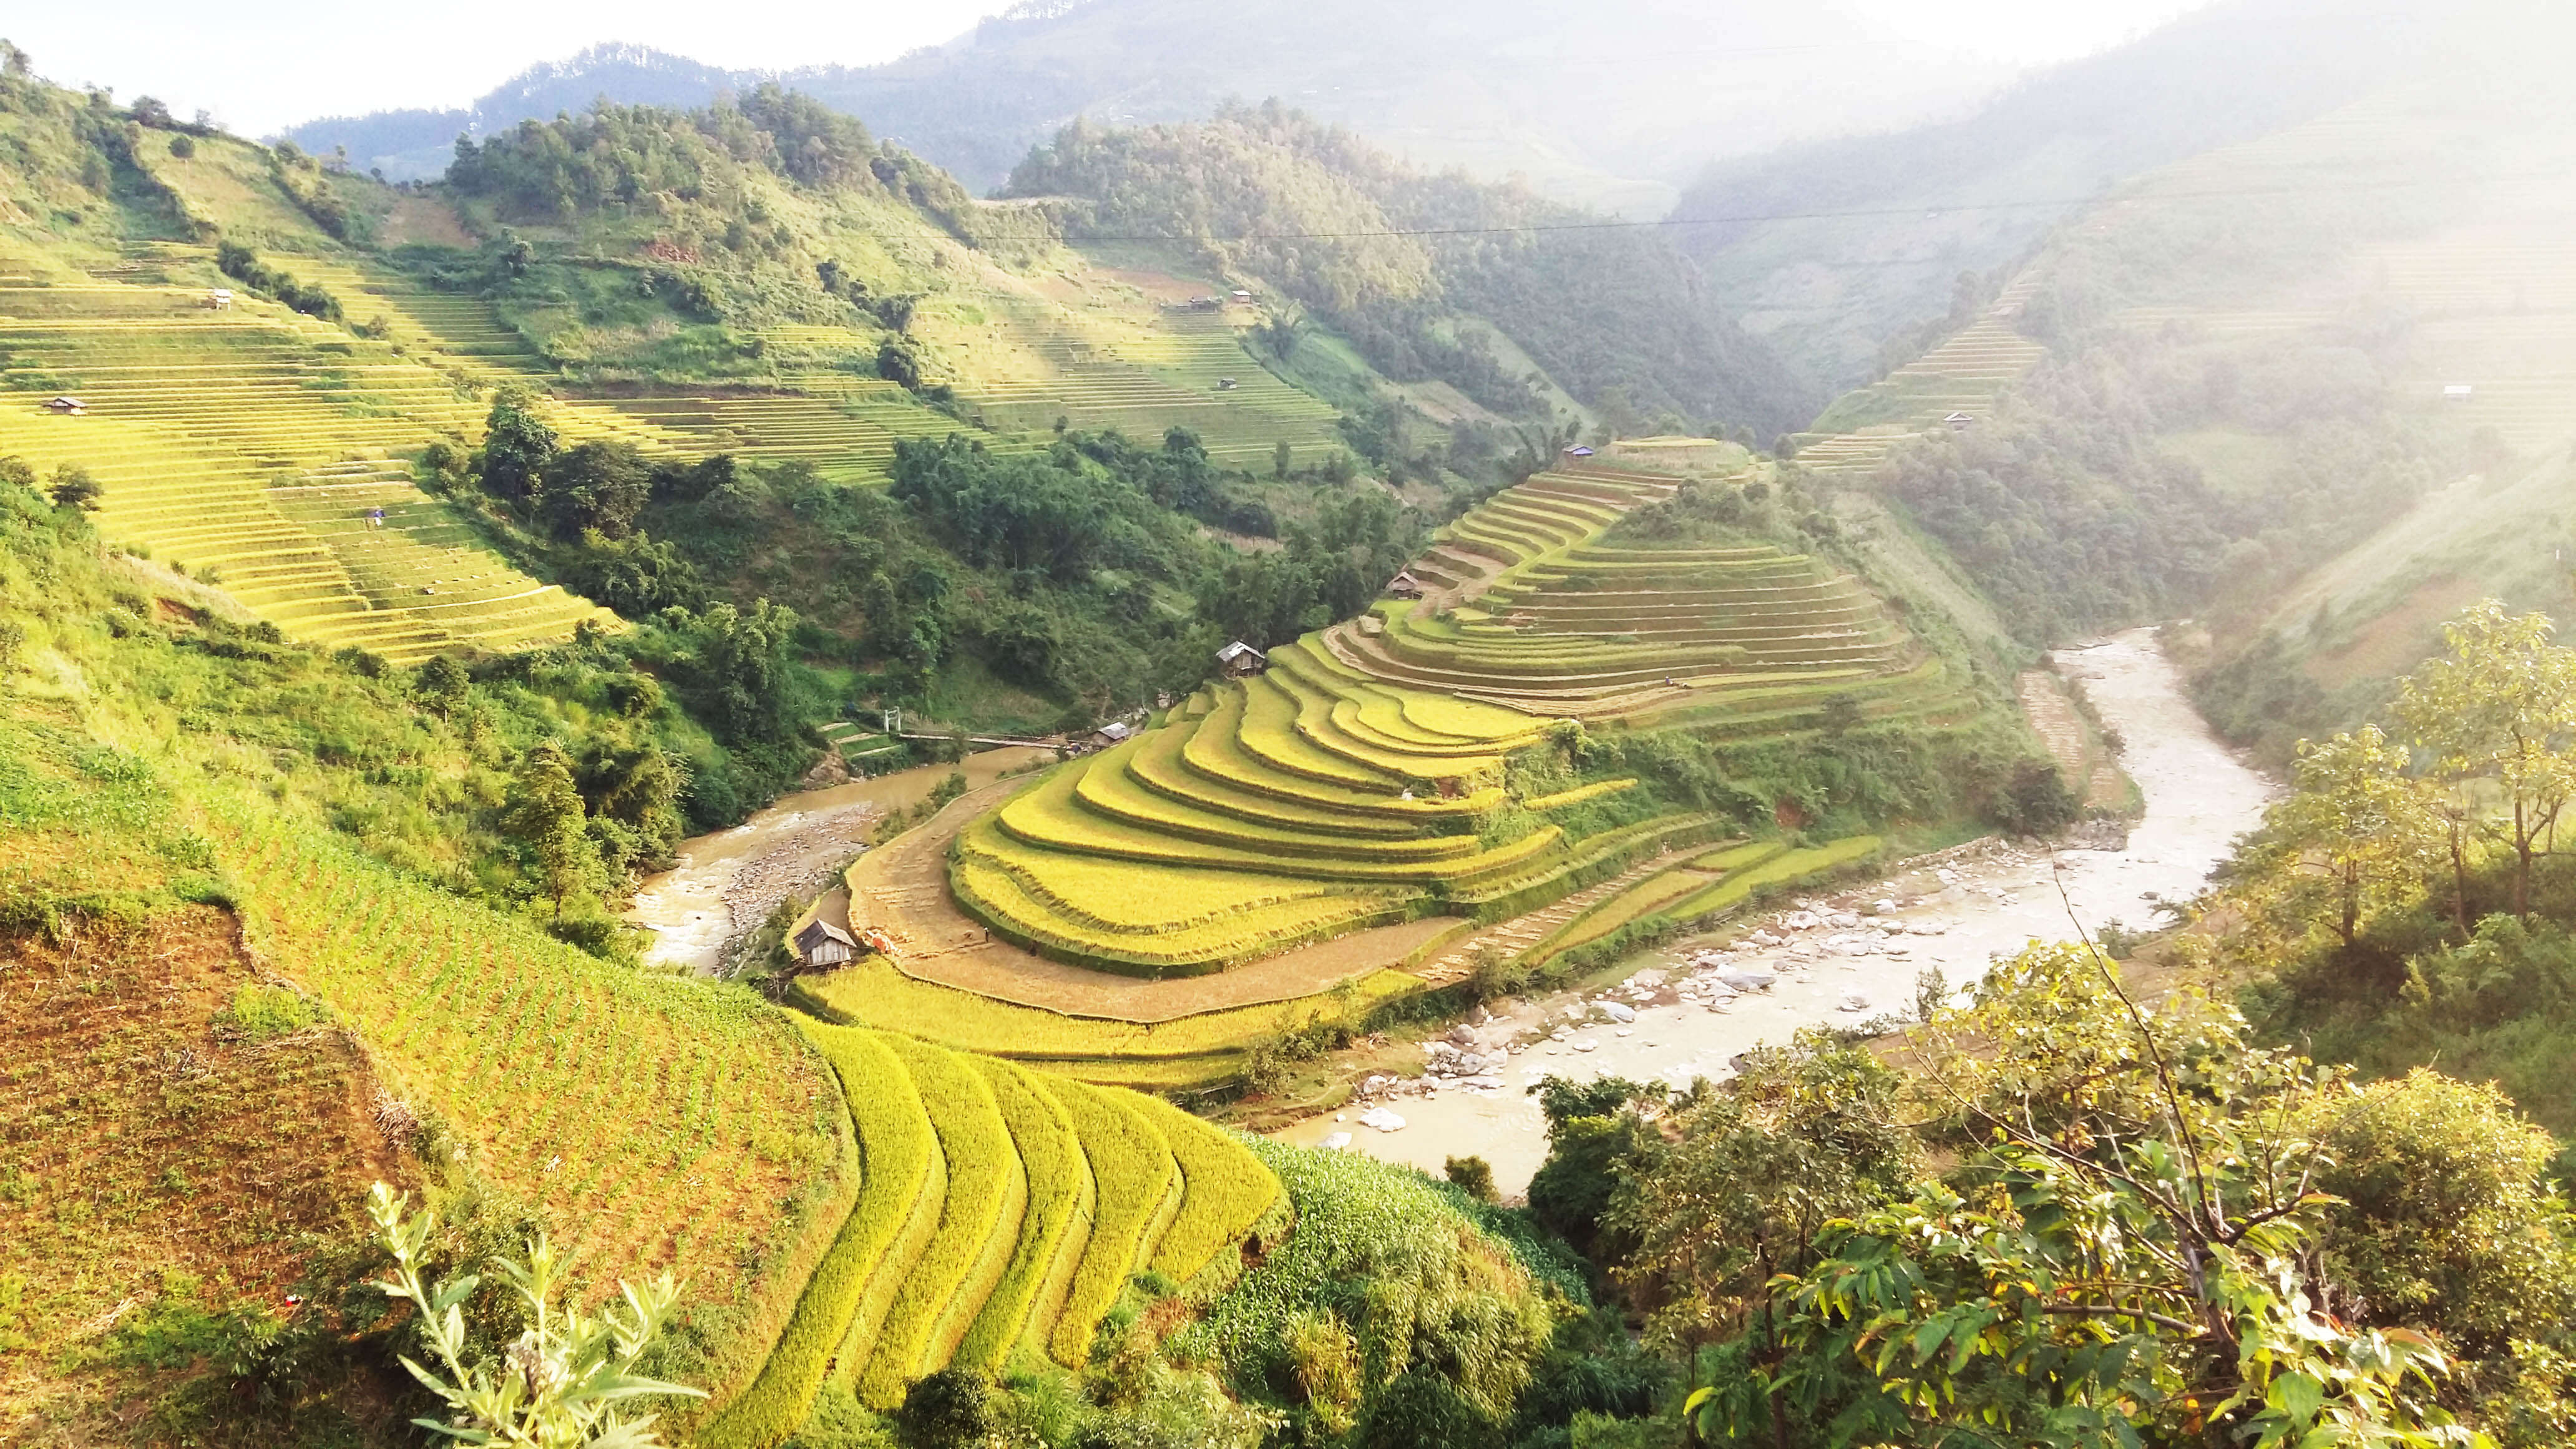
[
  {"x1": 478, "y1": 384, "x2": 560, "y2": 503},
  {"x1": 2396, "y1": 602, "x2": 2576, "y2": 919},
  {"x1": 508, "y1": 741, "x2": 592, "y2": 917},
  {"x1": 2240, "y1": 724, "x2": 2443, "y2": 950}
]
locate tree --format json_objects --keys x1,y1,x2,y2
[
  {"x1": 539, "y1": 440, "x2": 653, "y2": 540},
  {"x1": 1274, "y1": 438, "x2": 1294, "y2": 481},
  {"x1": 478, "y1": 384, "x2": 560, "y2": 503},
  {"x1": 0, "y1": 455, "x2": 37, "y2": 494},
  {"x1": 413, "y1": 655, "x2": 471, "y2": 719},
  {"x1": 508, "y1": 742, "x2": 592, "y2": 917},
  {"x1": 1687, "y1": 942, "x2": 2482, "y2": 1449},
  {"x1": 1614, "y1": 1036, "x2": 1914, "y2": 1447},
  {"x1": 894, "y1": 1367, "x2": 993, "y2": 1448},
  {"x1": 47, "y1": 464, "x2": 102, "y2": 511},
  {"x1": 2242, "y1": 724, "x2": 2444, "y2": 949},
  {"x1": 2398, "y1": 602, "x2": 2576, "y2": 920},
  {"x1": 365, "y1": 1183, "x2": 701, "y2": 1447}
]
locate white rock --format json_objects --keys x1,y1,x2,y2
[
  {"x1": 1359, "y1": 1108, "x2": 1407, "y2": 1133},
  {"x1": 1573, "y1": 1039, "x2": 1599, "y2": 1053},
  {"x1": 1601, "y1": 1002, "x2": 1637, "y2": 1024},
  {"x1": 1838, "y1": 992, "x2": 1871, "y2": 1012},
  {"x1": 1320, "y1": 1131, "x2": 1353, "y2": 1150},
  {"x1": 1616, "y1": 1028, "x2": 1634, "y2": 1038}
]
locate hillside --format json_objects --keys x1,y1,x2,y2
[
  {"x1": 1754, "y1": 4, "x2": 2576, "y2": 764},
  {"x1": 1671, "y1": 0, "x2": 2456, "y2": 389},
  {"x1": 282, "y1": 4, "x2": 2019, "y2": 217},
  {"x1": 794, "y1": 448, "x2": 2054, "y2": 1090},
  {"x1": 1005, "y1": 104, "x2": 1815, "y2": 436},
  {"x1": 0, "y1": 62, "x2": 1461, "y2": 748},
  {"x1": 0, "y1": 472, "x2": 1315, "y2": 1447}
]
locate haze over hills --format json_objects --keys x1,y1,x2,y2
[
  {"x1": 1672, "y1": 0, "x2": 2457, "y2": 388},
  {"x1": 287, "y1": 0, "x2": 2051, "y2": 214}
]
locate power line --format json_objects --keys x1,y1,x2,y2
[{"x1": 955, "y1": 177, "x2": 2444, "y2": 245}]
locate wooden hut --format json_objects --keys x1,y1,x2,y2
[
  {"x1": 793, "y1": 920, "x2": 859, "y2": 969},
  {"x1": 1216, "y1": 640, "x2": 1269, "y2": 677}
]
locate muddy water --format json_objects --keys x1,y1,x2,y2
[
  {"x1": 1275, "y1": 628, "x2": 2278, "y2": 1198},
  {"x1": 627, "y1": 746, "x2": 1054, "y2": 974}
]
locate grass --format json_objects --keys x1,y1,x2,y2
[
  {"x1": 1124, "y1": 1098, "x2": 1284, "y2": 1288},
  {"x1": 927, "y1": 466, "x2": 1976, "y2": 982},
  {"x1": 796, "y1": 961, "x2": 1416, "y2": 1085}
]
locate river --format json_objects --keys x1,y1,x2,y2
[
  {"x1": 627, "y1": 746, "x2": 1055, "y2": 974},
  {"x1": 1272, "y1": 628, "x2": 2279, "y2": 1198}
]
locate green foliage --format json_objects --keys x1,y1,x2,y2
[
  {"x1": 2304, "y1": 1071, "x2": 2576, "y2": 1356},
  {"x1": 1179, "y1": 1139, "x2": 1558, "y2": 1435},
  {"x1": 367, "y1": 1181, "x2": 705, "y2": 1446},
  {"x1": 1008, "y1": 102, "x2": 1808, "y2": 433},
  {"x1": 216, "y1": 983, "x2": 324, "y2": 1042},
  {"x1": 1669, "y1": 943, "x2": 2484, "y2": 1448},
  {"x1": 213, "y1": 242, "x2": 344, "y2": 323}
]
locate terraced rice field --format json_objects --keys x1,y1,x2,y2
[
  {"x1": 940, "y1": 466, "x2": 1954, "y2": 977},
  {"x1": 944, "y1": 300, "x2": 1344, "y2": 467},
  {"x1": 1792, "y1": 276, "x2": 2047, "y2": 476},
  {"x1": 1329, "y1": 467, "x2": 1960, "y2": 726},
  {"x1": 0, "y1": 250, "x2": 632, "y2": 660},
  {"x1": 697, "y1": 1022, "x2": 1281, "y2": 1444}
]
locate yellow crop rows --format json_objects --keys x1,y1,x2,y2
[
  {"x1": 696, "y1": 1022, "x2": 1278, "y2": 1439},
  {"x1": 944, "y1": 463, "x2": 1962, "y2": 977}
]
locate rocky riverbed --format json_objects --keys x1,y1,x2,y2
[{"x1": 1276, "y1": 627, "x2": 2278, "y2": 1197}]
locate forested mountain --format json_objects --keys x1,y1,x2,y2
[
  {"x1": 283, "y1": 1, "x2": 2019, "y2": 213},
  {"x1": 283, "y1": 44, "x2": 743, "y2": 183},
  {"x1": 1793, "y1": 0, "x2": 2576, "y2": 761},
  {"x1": 1007, "y1": 103, "x2": 1815, "y2": 436},
  {"x1": 1674, "y1": 0, "x2": 2452, "y2": 388}
]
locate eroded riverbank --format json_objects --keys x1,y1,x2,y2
[
  {"x1": 1273, "y1": 628, "x2": 2277, "y2": 1197},
  {"x1": 627, "y1": 746, "x2": 1054, "y2": 974}
]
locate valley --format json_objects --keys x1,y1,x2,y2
[{"x1": 12, "y1": 6, "x2": 2576, "y2": 1448}]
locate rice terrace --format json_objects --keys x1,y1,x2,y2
[{"x1": 12, "y1": 2, "x2": 2576, "y2": 1447}]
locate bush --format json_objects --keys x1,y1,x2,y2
[{"x1": 891, "y1": 1367, "x2": 990, "y2": 1449}]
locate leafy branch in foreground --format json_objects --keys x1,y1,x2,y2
[
  {"x1": 366, "y1": 1181, "x2": 704, "y2": 1447},
  {"x1": 1681, "y1": 942, "x2": 2486, "y2": 1448}
]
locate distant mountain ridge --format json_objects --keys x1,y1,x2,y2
[
  {"x1": 1673, "y1": 0, "x2": 2453, "y2": 388},
  {"x1": 285, "y1": 1, "x2": 2016, "y2": 214},
  {"x1": 285, "y1": 44, "x2": 746, "y2": 180}
]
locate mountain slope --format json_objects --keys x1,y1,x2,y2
[
  {"x1": 1671, "y1": 0, "x2": 2454, "y2": 389},
  {"x1": 283, "y1": 5, "x2": 2017, "y2": 215},
  {"x1": 1006, "y1": 104, "x2": 1815, "y2": 435}
]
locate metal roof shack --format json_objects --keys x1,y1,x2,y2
[
  {"x1": 1216, "y1": 640, "x2": 1269, "y2": 676},
  {"x1": 793, "y1": 919, "x2": 859, "y2": 968}
]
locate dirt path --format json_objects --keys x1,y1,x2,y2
[{"x1": 849, "y1": 776, "x2": 1458, "y2": 1023}]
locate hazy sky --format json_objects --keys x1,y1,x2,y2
[{"x1": 4, "y1": 0, "x2": 2210, "y2": 138}]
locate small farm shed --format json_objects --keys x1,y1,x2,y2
[
  {"x1": 1091, "y1": 720, "x2": 1136, "y2": 749},
  {"x1": 1231, "y1": 289, "x2": 1254, "y2": 305},
  {"x1": 794, "y1": 919, "x2": 859, "y2": 969},
  {"x1": 1944, "y1": 411, "x2": 1974, "y2": 431},
  {"x1": 1563, "y1": 445, "x2": 1596, "y2": 460},
  {"x1": 44, "y1": 396, "x2": 84, "y2": 414},
  {"x1": 1386, "y1": 570, "x2": 1425, "y2": 600},
  {"x1": 1217, "y1": 640, "x2": 1269, "y2": 677},
  {"x1": 208, "y1": 288, "x2": 233, "y2": 310}
]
